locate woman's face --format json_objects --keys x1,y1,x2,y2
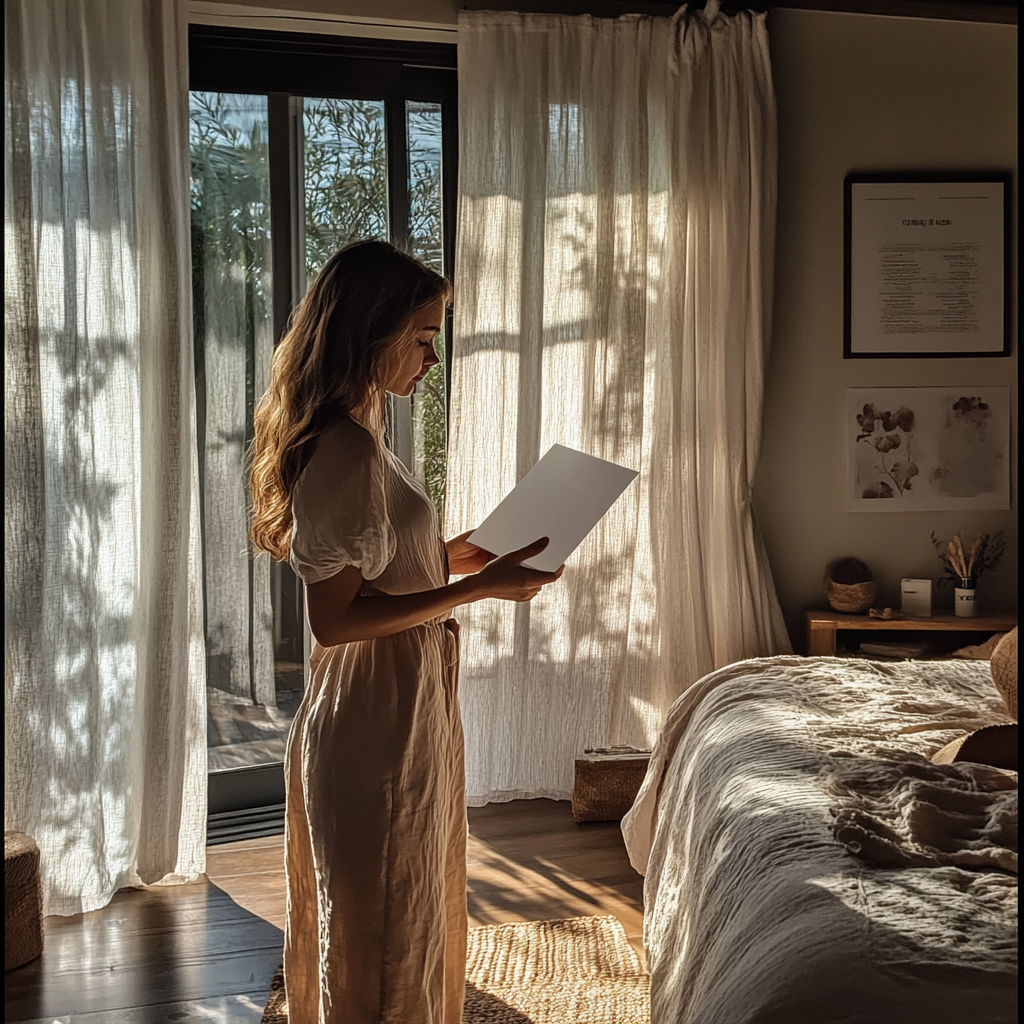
[{"x1": 381, "y1": 297, "x2": 445, "y2": 397}]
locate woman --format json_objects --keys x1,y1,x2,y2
[{"x1": 248, "y1": 240, "x2": 563, "y2": 1024}]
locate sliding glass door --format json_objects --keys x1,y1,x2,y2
[
  {"x1": 187, "y1": 26, "x2": 456, "y2": 840},
  {"x1": 190, "y1": 91, "x2": 281, "y2": 769}
]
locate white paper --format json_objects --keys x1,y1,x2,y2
[{"x1": 466, "y1": 444, "x2": 638, "y2": 572}]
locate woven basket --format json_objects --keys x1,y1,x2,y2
[
  {"x1": 5, "y1": 831, "x2": 43, "y2": 971},
  {"x1": 823, "y1": 579, "x2": 876, "y2": 614},
  {"x1": 823, "y1": 558, "x2": 876, "y2": 614},
  {"x1": 571, "y1": 753, "x2": 651, "y2": 823}
]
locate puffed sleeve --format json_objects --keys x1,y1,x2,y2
[{"x1": 288, "y1": 420, "x2": 396, "y2": 585}]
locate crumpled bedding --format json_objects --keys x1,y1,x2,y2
[
  {"x1": 620, "y1": 656, "x2": 1018, "y2": 1024},
  {"x1": 826, "y1": 756, "x2": 1017, "y2": 874}
]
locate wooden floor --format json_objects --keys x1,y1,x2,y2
[{"x1": 4, "y1": 799, "x2": 644, "y2": 1023}]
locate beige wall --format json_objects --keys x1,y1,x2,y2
[{"x1": 757, "y1": 9, "x2": 1017, "y2": 646}]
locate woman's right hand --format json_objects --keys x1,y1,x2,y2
[{"x1": 468, "y1": 537, "x2": 564, "y2": 602}]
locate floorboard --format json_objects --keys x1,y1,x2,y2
[{"x1": 4, "y1": 799, "x2": 644, "y2": 1022}]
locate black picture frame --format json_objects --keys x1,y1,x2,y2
[{"x1": 843, "y1": 171, "x2": 1012, "y2": 359}]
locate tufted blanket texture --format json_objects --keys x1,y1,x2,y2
[{"x1": 621, "y1": 656, "x2": 1017, "y2": 1024}]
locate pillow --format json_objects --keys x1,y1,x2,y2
[
  {"x1": 931, "y1": 723, "x2": 1017, "y2": 771},
  {"x1": 930, "y1": 627, "x2": 1018, "y2": 771},
  {"x1": 989, "y1": 627, "x2": 1017, "y2": 720}
]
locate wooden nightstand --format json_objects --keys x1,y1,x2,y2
[{"x1": 805, "y1": 609, "x2": 1017, "y2": 657}]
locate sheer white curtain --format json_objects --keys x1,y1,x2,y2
[
  {"x1": 4, "y1": 0, "x2": 207, "y2": 915},
  {"x1": 448, "y1": 2, "x2": 792, "y2": 805}
]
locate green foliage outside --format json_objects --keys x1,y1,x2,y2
[
  {"x1": 188, "y1": 91, "x2": 271, "y2": 387},
  {"x1": 189, "y1": 92, "x2": 275, "y2": 699},
  {"x1": 413, "y1": 332, "x2": 448, "y2": 517},
  {"x1": 303, "y1": 98, "x2": 388, "y2": 281},
  {"x1": 407, "y1": 103, "x2": 444, "y2": 274},
  {"x1": 188, "y1": 92, "x2": 272, "y2": 523},
  {"x1": 302, "y1": 98, "x2": 448, "y2": 519},
  {"x1": 406, "y1": 102, "x2": 447, "y2": 520},
  {"x1": 189, "y1": 92, "x2": 448, "y2": 522}
]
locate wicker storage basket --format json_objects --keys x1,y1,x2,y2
[
  {"x1": 5, "y1": 831, "x2": 43, "y2": 971},
  {"x1": 823, "y1": 558, "x2": 877, "y2": 614},
  {"x1": 571, "y1": 751, "x2": 651, "y2": 823}
]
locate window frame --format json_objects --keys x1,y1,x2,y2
[{"x1": 188, "y1": 24, "x2": 458, "y2": 843}]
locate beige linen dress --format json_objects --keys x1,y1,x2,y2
[{"x1": 284, "y1": 418, "x2": 467, "y2": 1024}]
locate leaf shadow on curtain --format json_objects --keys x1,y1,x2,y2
[
  {"x1": 449, "y1": 8, "x2": 791, "y2": 805},
  {"x1": 7, "y1": 204, "x2": 157, "y2": 911},
  {"x1": 5, "y1": 0, "x2": 206, "y2": 917},
  {"x1": 452, "y1": 193, "x2": 681, "y2": 799}
]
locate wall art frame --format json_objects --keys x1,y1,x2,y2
[
  {"x1": 848, "y1": 386, "x2": 1011, "y2": 512},
  {"x1": 844, "y1": 172, "x2": 1012, "y2": 358}
]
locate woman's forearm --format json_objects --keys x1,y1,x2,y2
[
  {"x1": 313, "y1": 577, "x2": 481, "y2": 647},
  {"x1": 306, "y1": 537, "x2": 561, "y2": 647}
]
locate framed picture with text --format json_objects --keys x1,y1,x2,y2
[{"x1": 844, "y1": 172, "x2": 1011, "y2": 358}]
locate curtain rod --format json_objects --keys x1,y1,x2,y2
[
  {"x1": 187, "y1": 0, "x2": 1016, "y2": 35},
  {"x1": 187, "y1": 2, "x2": 458, "y2": 42},
  {"x1": 461, "y1": 1, "x2": 1016, "y2": 25}
]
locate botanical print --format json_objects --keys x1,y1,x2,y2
[
  {"x1": 848, "y1": 387, "x2": 1009, "y2": 511},
  {"x1": 855, "y1": 404, "x2": 917, "y2": 499}
]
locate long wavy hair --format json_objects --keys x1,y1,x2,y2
[{"x1": 248, "y1": 240, "x2": 450, "y2": 561}]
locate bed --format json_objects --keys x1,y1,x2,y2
[{"x1": 621, "y1": 655, "x2": 1017, "y2": 1024}]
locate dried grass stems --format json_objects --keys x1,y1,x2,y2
[{"x1": 930, "y1": 530, "x2": 1006, "y2": 586}]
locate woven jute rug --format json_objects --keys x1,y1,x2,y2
[{"x1": 261, "y1": 915, "x2": 650, "y2": 1024}]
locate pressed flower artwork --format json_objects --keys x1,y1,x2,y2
[{"x1": 848, "y1": 387, "x2": 1009, "y2": 511}]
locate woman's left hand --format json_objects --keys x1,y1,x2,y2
[{"x1": 446, "y1": 530, "x2": 494, "y2": 575}]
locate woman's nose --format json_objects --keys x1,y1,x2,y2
[{"x1": 424, "y1": 346, "x2": 440, "y2": 368}]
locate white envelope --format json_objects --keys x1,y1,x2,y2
[{"x1": 466, "y1": 444, "x2": 639, "y2": 572}]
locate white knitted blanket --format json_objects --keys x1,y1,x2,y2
[{"x1": 621, "y1": 656, "x2": 1017, "y2": 1024}]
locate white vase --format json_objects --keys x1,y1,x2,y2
[{"x1": 954, "y1": 580, "x2": 977, "y2": 618}]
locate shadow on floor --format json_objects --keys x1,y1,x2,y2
[
  {"x1": 4, "y1": 878, "x2": 283, "y2": 1024},
  {"x1": 466, "y1": 799, "x2": 644, "y2": 933}
]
